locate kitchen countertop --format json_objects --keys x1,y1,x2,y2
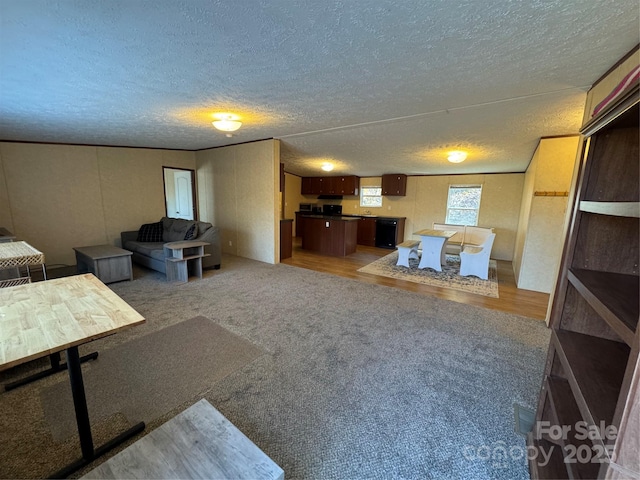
[
  {"x1": 298, "y1": 214, "x2": 360, "y2": 221},
  {"x1": 296, "y1": 212, "x2": 406, "y2": 220}
]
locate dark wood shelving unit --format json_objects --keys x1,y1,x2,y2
[
  {"x1": 568, "y1": 269, "x2": 639, "y2": 345},
  {"x1": 530, "y1": 75, "x2": 639, "y2": 479},
  {"x1": 546, "y1": 376, "x2": 600, "y2": 480},
  {"x1": 553, "y1": 330, "x2": 629, "y2": 432}
]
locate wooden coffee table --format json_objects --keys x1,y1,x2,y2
[{"x1": 74, "y1": 244, "x2": 133, "y2": 284}]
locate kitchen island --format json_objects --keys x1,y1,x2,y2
[{"x1": 301, "y1": 215, "x2": 359, "y2": 256}]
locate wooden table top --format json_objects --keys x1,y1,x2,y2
[
  {"x1": 0, "y1": 241, "x2": 45, "y2": 268},
  {"x1": 0, "y1": 274, "x2": 145, "y2": 371},
  {"x1": 73, "y1": 244, "x2": 133, "y2": 259},
  {"x1": 163, "y1": 240, "x2": 209, "y2": 250},
  {"x1": 82, "y1": 399, "x2": 284, "y2": 480},
  {"x1": 413, "y1": 229, "x2": 457, "y2": 238}
]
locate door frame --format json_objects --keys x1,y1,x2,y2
[{"x1": 163, "y1": 166, "x2": 197, "y2": 220}]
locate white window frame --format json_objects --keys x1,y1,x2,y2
[
  {"x1": 445, "y1": 184, "x2": 482, "y2": 226},
  {"x1": 360, "y1": 186, "x2": 383, "y2": 208}
]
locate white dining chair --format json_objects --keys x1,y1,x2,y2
[{"x1": 459, "y1": 233, "x2": 496, "y2": 280}]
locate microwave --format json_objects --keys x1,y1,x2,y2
[{"x1": 299, "y1": 203, "x2": 317, "y2": 213}]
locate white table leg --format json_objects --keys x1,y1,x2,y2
[{"x1": 417, "y1": 236, "x2": 448, "y2": 271}]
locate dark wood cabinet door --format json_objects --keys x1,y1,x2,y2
[
  {"x1": 301, "y1": 177, "x2": 313, "y2": 195},
  {"x1": 337, "y1": 176, "x2": 359, "y2": 195},
  {"x1": 382, "y1": 174, "x2": 407, "y2": 196},
  {"x1": 357, "y1": 217, "x2": 376, "y2": 246}
]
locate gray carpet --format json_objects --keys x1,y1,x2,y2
[
  {"x1": 0, "y1": 254, "x2": 550, "y2": 479},
  {"x1": 40, "y1": 316, "x2": 264, "y2": 441}
]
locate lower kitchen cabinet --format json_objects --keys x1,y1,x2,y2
[{"x1": 357, "y1": 217, "x2": 376, "y2": 246}]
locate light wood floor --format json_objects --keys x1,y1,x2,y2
[{"x1": 282, "y1": 238, "x2": 550, "y2": 321}]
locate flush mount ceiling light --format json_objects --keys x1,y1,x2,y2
[
  {"x1": 212, "y1": 113, "x2": 242, "y2": 132},
  {"x1": 447, "y1": 150, "x2": 467, "y2": 163},
  {"x1": 321, "y1": 163, "x2": 334, "y2": 172}
]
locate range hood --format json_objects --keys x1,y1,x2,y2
[{"x1": 317, "y1": 195, "x2": 343, "y2": 200}]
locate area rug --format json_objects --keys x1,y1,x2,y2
[
  {"x1": 358, "y1": 251, "x2": 499, "y2": 298},
  {"x1": 41, "y1": 316, "x2": 265, "y2": 441}
]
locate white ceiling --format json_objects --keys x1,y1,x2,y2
[{"x1": 1, "y1": 1, "x2": 638, "y2": 177}]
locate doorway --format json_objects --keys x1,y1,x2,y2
[{"x1": 163, "y1": 167, "x2": 196, "y2": 220}]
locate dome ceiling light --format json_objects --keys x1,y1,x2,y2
[
  {"x1": 212, "y1": 113, "x2": 242, "y2": 133},
  {"x1": 321, "y1": 163, "x2": 334, "y2": 172},
  {"x1": 447, "y1": 151, "x2": 467, "y2": 163}
]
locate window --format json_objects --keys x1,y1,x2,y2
[
  {"x1": 445, "y1": 185, "x2": 482, "y2": 225},
  {"x1": 360, "y1": 186, "x2": 383, "y2": 208}
]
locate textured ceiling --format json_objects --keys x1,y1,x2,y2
[{"x1": 1, "y1": 0, "x2": 638, "y2": 176}]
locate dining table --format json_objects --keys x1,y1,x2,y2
[
  {"x1": 413, "y1": 229, "x2": 457, "y2": 271},
  {"x1": 0, "y1": 273, "x2": 146, "y2": 478}
]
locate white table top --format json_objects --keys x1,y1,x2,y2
[
  {"x1": 413, "y1": 229, "x2": 457, "y2": 239},
  {"x1": 0, "y1": 273, "x2": 145, "y2": 371}
]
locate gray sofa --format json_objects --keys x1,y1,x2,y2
[{"x1": 121, "y1": 217, "x2": 221, "y2": 274}]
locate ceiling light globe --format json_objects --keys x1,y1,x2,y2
[
  {"x1": 212, "y1": 119, "x2": 242, "y2": 132},
  {"x1": 447, "y1": 151, "x2": 467, "y2": 163},
  {"x1": 321, "y1": 163, "x2": 334, "y2": 172}
]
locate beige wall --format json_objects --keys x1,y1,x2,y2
[
  {"x1": 284, "y1": 172, "x2": 303, "y2": 233},
  {"x1": 513, "y1": 136, "x2": 580, "y2": 293},
  {"x1": 302, "y1": 173, "x2": 524, "y2": 260},
  {"x1": 195, "y1": 139, "x2": 280, "y2": 264},
  {"x1": 0, "y1": 142, "x2": 195, "y2": 266}
]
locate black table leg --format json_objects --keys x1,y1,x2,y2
[
  {"x1": 50, "y1": 346, "x2": 145, "y2": 479},
  {"x1": 4, "y1": 350, "x2": 99, "y2": 391}
]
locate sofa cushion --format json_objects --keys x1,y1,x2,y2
[
  {"x1": 124, "y1": 241, "x2": 166, "y2": 261},
  {"x1": 162, "y1": 217, "x2": 197, "y2": 242},
  {"x1": 137, "y1": 221, "x2": 163, "y2": 242},
  {"x1": 184, "y1": 223, "x2": 198, "y2": 240}
]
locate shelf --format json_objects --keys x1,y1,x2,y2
[
  {"x1": 527, "y1": 433, "x2": 568, "y2": 480},
  {"x1": 553, "y1": 330, "x2": 629, "y2": 436},
  {"x1": 167, "y1": 253, "x2": 210, "y2": 262},
  {"x1": 568, "y1": 269, "x2": 639, "y2": 346},
  {"x1": 580, "y1": 201, "x2": 640, "y2": 218},
  {"x1": 546, "y1": 376, "x2": 602, "y2": 479}
]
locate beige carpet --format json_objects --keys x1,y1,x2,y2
[
  {"x1": 358, "y1": 252, "x2": 499, "y2": 298},
  {"x1": 41, "y1": 316, "x2": 264, "y2": 441}
]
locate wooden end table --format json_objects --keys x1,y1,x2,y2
[
  {"x1": 163, "y1": 241, "x2": 210, "y2": 284},
  {"x1": 74, "y1": 245, "x2": 133, "y2": 284}
]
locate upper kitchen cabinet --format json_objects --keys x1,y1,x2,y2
[
  {"x1": 301, "y1": 177, "x2": 323, "y2": 195},
  {"x1": 333, "y1": 176, "x2": 359, "y2": 195},
  {"x1": 382, "y1": 174, "x2": 407, "y2": 196},
  {"x1": 301, "y1": 176, "x2": 360, "y2": 195}
]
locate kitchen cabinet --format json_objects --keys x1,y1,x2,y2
[
  {"x1": 295, "y1": 212, "x2": 306, "y2": 237},
  {"x1": 301, "y1": 177, "x2": 323, "y2": 195},
  {"x1": 300, "y1": 176, "x2": 360, "y2": 195},
  {"x1": 528, "y1": 83, "x2": 639, "y2": 479},
  {"x1": 357, "y1": 217, "x2": 377, "y2": 246},
  {"x1": 280, "y1": 219, "x2": 293, "y2": 260},
  {"x1": 381, "y1": 174, "x2": 407, "y2": 196},
  {"x1": 301, "y1": 216, "x2": 358, "y2": 256}
]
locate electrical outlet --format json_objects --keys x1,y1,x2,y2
[
  {"x1": 388, "y1": 206, "x2": 391, "y2": 210},
  {"x1": 228, "y1": 241, "x2": 232, "y2": 246}
]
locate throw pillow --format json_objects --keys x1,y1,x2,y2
[
  {"x1": 184, "y1": 223, "x2": 198, "y2": 240},
  {"x1": 137, "y1": 221, "x2": 163, "y2": 242}
]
